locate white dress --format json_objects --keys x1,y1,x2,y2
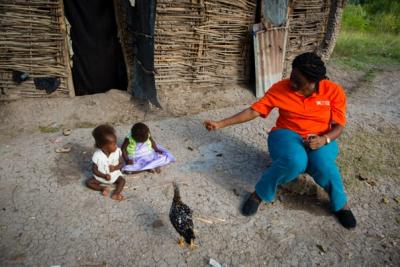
[{"x1": 92, "y1": 148, "x2": 123, "y2": 184}]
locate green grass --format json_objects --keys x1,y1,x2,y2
[
  {"x1": 332, "y1": 31, "x2": 400, "y2": 70},
  {"x1": 39, "y1": 125, "x2": 61, "y2": 133},
  {"x1": 341, "y1": 4, "x2": 369, "y2": 32},
  {"x1": 343, "y1": 2, "x2": 400, "y2": 34},
  {"x1": 331, "y1": 3, "x2": 400, "y2": 70}
]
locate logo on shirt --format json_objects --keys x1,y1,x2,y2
[{"x1": 316, "y1": 100, "x2": 330, "y2": 106}]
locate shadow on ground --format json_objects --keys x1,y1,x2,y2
[
  {"x1": 173, "y1": 121, "x2": 332, "y2": 217},
  {"x1": 52, "y1": 142, "x2": 94, "y2": 186}
]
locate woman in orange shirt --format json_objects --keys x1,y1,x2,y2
[{"x1": 204, "y1": 53, "x2": 356, "y2": 229}]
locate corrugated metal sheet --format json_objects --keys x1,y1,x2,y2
[{"x1": 253, "y1": 23, "x2": 288, "y2": 97}]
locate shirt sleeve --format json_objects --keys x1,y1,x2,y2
[
  {"x1": 92, "y1": 151, "x2": 101, "y2": 165},
  {"x1": 330, "y1": 85, "x2": 347, "y2": 126},
  {"x1": 251, "y1": 90, "x2": 275, "y2": 118}
]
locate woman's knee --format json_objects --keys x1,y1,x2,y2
[
  {"x1": 282, "y1": 154, "x2": 307, "y2": 174},
  {"x1": 309, "y1": 157, "x2": 338, "y2": 175},
  {"x1": 308, "y1": 159, "x2": 341, "y2": 187}
]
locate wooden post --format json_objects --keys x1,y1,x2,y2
[
  {"x1": 59, "y1": 0, "x2": 75, "y2": 97},
  {"x1": 113, "y1": 0, "x2": 132, "y2": 94}
]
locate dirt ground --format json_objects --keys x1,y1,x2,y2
[
  {"x1": 0, "y1": 64, "x2": 399, "y2": 266},
  {"x1": 0, "y1": 84, "x2": 255, "y2": 139}
]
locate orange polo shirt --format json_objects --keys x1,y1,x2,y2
[{"x1": 251, "y1": 79, "x2": 346, "y2": 138}]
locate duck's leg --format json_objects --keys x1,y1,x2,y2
[
  {"x1": 189, "y1": 239, "x2": 197, "y2": 250},
  {"x1": 178, "y1": 236, "x2": 185, "y2": 248}
]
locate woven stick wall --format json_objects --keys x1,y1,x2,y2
[
  {"x1": 0, "y1": 1, "x2": 72, "y2": 99},
  {"x1": 282, "y1": 0, "x2": 338, "y2": 77},
  {"x1": 154, "y1": 0, "x2": 256, "y2": 89}
]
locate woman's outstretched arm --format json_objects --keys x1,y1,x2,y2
[{"x1": 203, "y1": 107, "x2": 261, "y2": 131}]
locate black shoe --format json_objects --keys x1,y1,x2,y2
[
  {"x1": 334, "y1": 209, "x2": 357, "y2": 229},
  {"x1": 241, "y1": 192, "x2": 261, "y2": 216}
]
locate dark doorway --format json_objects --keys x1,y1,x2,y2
[{"x1": 64, "y1": 0, "x2": 127, "y2": 95}]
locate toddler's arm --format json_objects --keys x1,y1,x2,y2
[
  {"x1": 92, "y1": 163, "x2": 111, "y2": 181},
  {"x1": 121, "y1": 138, "x2": 133, "y2": 164},
  {"x1": 150, "y1": 136, "x2": 162, "y2": 153},
  {"x1": 109, "y1": 156, "x2": 124, "y2": 172}
]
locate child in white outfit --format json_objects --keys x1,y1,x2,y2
[{"x1": 86, "y1": 124, "x2": 126, "y2": 201}]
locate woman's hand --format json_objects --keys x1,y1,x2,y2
[
  {"x1": 308, "y1": 135, "x2": 327, "y2": 150},
  {"x1": 105, "y1": 174, "x2": 111, "y2": 181},
  {"x1": 203, "y1": 120, "x2": 222, "y2": 131}
]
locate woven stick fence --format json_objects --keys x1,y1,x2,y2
[
  {"x1": 0, "y1": 0, "x2": 342, "y2": 99},
  {"x1": 0, "y1": 1, "x2": 71, "y2": 99},
  {"x1": 282, "y1": 0, "x2": 334, "y2": 77},
  {"x1": 153, "y1": 0, "x2": 256, "y2": 90},
  {"x1": 118, "y1": 0, "x2": 340, "y2": 92}
]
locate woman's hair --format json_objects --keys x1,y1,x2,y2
[
  {"x1": 131, "y1": 122, "x2": 150, "y2": 143},
  {"x1": 292, "y1": 52, "x2": 327, "y2": 82},
  {"x1": 92, "y1": 124, "x2": 116, "y2": 148}
]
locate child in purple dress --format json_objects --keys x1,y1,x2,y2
[{"x1": 121, "y1": 123, "x2": 175, "y2": 174}]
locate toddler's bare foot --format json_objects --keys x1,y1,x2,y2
[
  {"x1": 111, "y1": 193, "x2": 126, "y2": 201},
  {"x1": 155, "y1": 167, "x2": 161, "y2": 174},
  {"x1": 102, "y1": 187, "x2": 110, "y2": 197}
]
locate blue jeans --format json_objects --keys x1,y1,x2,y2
[{"x1": 255, "y1": 129, "x2": 348, "y2": 212}]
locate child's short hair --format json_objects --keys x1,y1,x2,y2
[
  {"x1": 131, "y1": 122, "x2": 150, "y2": 143},
  {"x1": 92, "y1": 124, "x2": 116, "y2": 148}
]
